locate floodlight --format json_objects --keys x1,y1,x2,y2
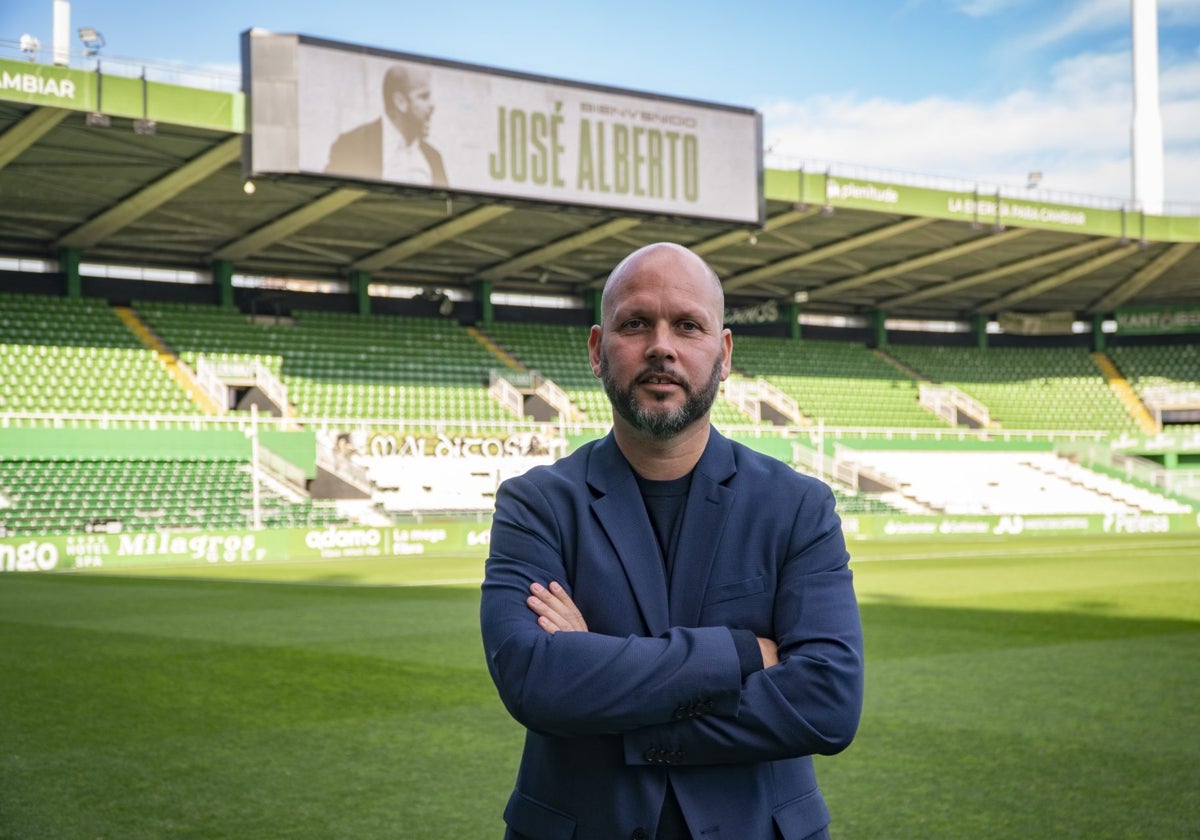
[
  {"x1": 78, "y1": 26, "x2": 104, "y2": 56},
  {"x1": 19, "y1": 34, "x2": 41, "y2": 61}
]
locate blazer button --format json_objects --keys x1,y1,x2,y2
[{"x1": 632, "y1": 829, "x2": 649, "y2": 840}]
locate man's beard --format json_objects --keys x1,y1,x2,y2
[{"x1": 599, "y1": 352, "x2": 724, "y2": 439}]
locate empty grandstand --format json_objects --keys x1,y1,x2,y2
[{"x1": 1, "y1": 26, "x2": 1199, "y2": 568}]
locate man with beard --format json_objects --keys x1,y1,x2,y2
[
  {"x1": 480, "y1": 242, "x2": 864, "y2": 840},
  {"x1": 325, "y1": 63, "x2": 448, "y2": 187}
]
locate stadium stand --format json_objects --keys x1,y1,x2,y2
[
  {"x1": 732, "y1": 336, "x2": 946, "y2": 428},
  {"x1": 835, "y1": 449, "x2": 1192, "y2": 516},
  {"x1": 133, "y1": 302, "x2": 517, "y2": 427},
  {"x1": 0, "y1": 293, "x2": 201, "y2": 418},
  {"x1": 482, "y1": 320, "x2": 762, "y2": 426},
  {"x1": 886, "y1": 345, "x2": 1140, "y2": 433},
  {"x1": 1108, "y1": 343, "x2": 1200, "y2": 429},
  {"x1": 0, "y1": 455, "x2": 344, "y2": 536}
]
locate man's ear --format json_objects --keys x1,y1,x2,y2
[
  {"x1": 588, "y1": 326, "x2": 603, "y2": 377},
  {"x1": 720, "y1": 329, "x2": 733, "y2": 380}
]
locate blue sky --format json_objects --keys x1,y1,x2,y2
[{"x1": 4, "y1": 0, "x2": 1199, "y2": 207}]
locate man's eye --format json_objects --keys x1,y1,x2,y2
[{"x1": 679, "y1": 321, "x2": 700, "y2": 331}]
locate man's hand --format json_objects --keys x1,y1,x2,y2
[
  {"x1": 757, "y1": 637, "x2": 779, "y2": 668},
  {"x1": 527, "y1": 581, "x2": 589, "y2": 634}
]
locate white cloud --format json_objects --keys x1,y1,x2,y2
[
  {"x1": 1025, "y1": 0, "x2": 1129, "y2": 49},
  {"x1": 761, "y1": 44, "x2": 1200, "y2": 209}
]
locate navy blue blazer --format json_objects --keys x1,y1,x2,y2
[{"x1": 481, "y1": 428, "x2": 864, "y2": 840}]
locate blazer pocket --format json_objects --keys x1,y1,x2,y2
[
  {"x1": 702, "y1": 574, "x2": 766, "y2": 606},
  {"x1": 503, "y1": 790, "x2": 576, "y2": 840},
  {"x1": 772, "y1": 788, "x2": 831, "y2": 840}
]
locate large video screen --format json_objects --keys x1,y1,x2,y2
[{"x1": 243, "y1": 31, "x2": 763, "y2": 225}]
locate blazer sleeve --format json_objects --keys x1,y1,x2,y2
[
  {"x1": 623, "y1": 482, "x2": 864, "y2": 765},
  {"x1": 480, "y1": 472, "x2": 745, "y2": 738}
]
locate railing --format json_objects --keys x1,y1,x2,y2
[
  {"x1": 0, "y1": 40, "x2": 241, "y2": 92},
  {"x1": 830, "y1": 444, "x2": 901, "y2": 492},
  {"x1": 918, "y1": 384, "x2": 991, "y2": 427},
  {"x1": 723, "y1": 379, "x2": 761, "y2": 421},
  {"x1": 487, "y1": 372, "x2": 525, "y2": 418},
  {"x1": 199, "y1": 356, "x2": 290, "y2": 417},
  {"x1": 531, "y1": 373, "x2": 578, "y2": 421},
  {"x1": 765, "y1": 153, "x2": 1200, "y2": 218},
  {"x1": 1061, "y1": 441, "x2": 1200, "y2": 504},
  {"x1": 193, "y1": 357, "x2": 230, "y2": 413},
  {"x1": 316, "y1": 441, "x2": 374, "y2": 494},
  {"x1": 723, "y1": 378, "x2": 803, "y2": 424}
]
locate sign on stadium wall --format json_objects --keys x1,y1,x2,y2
[
  {"x1": 0, "y1": 520, "x2": 492, "y2": 572},
  {"x1": 5, "y1": 513, "x2": 1200, "y2": 572},
  {"x1": 807, "y1": 173, "x2": 1130, "y2": 237},
  {"x1": 0, "y1": 57, "x2": 243, "y2": 131},
  {"x1": 1114, "y1": 305, "x2": 1200, "y2": 335},
  {"x1": 242, "y1": 31, "x2": 764, "y2": 225}
]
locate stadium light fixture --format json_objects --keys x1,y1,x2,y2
[
  {"x1": 1026, "y1": 171, "x2": 1042, "y2": 190},
  {"x1": 78, "y1": 26, "x2": 104, "y2": 57},
  {"x1": 243, "y1": 180, "x2": 257, "y2": 195},
  {"x1": 19, "y1": 34, "x2": 41, "y2": 61}
]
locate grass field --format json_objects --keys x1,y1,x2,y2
[{"x1": 2, "y1": 534, "x2": 1198, "y2": 839}]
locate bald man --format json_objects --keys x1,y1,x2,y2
[
  {"x1": 481, "y1": 243, "x2": 864, "y2": 840},
  {"x1": 325, "y1": 62, "x2": 447, "y2": 187}
]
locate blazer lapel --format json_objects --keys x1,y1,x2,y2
[
  {"x1": 668, "y1": 430, "x2": 736, "y2": 628},
  {"x1": 588, "y1": 434, "x2": 670, "y2": 636}
]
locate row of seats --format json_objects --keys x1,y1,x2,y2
[
  {"x1": 3, "y1": 292, "x2": 1196, "y2": 433},
  {"x1": 734, "y1": 337, "x2": 944, "y2": 428},
  {"x1": 0, "y1": 457, "x2": 347, "y2": 537},
  {"x1": 889, "y1": 346, "x2": 1139, "y2": 433}
]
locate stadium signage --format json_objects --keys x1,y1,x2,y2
[
  {"x1": 1114, "y1": 305, "x2": 1200, "y2": 334},
  {"x1": 946, "y1": 197, "x2": 1087, "y2": 227},
  {"x1": 0, "y1": 540, "x2": 58, "y2": 572},
  {"x1": 367, "y1": 432, "x2": 551, "y2": 458},
  {"x1": 0, "y1": 68, "x2": 76, "y2": 100},
  {"x1": 725, "y1": 300, "x2": 780, "y2": 325},
  {"x1": 243, "y1": 31, "x2": 763, "y2": 225}
]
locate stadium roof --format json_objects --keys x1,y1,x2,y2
[{"x1": 2, "y1": 55, "x2": 1198, "y2": 322}]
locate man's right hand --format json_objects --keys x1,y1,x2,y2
[{"x1": 757, "y1": 637, "x2": 779, "y2": 668}]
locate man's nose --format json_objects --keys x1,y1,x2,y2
[{"x1": 645, "y1": 323, "x2": 676, "y2": 360}]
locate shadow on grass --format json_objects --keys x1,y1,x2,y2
[{"x1": 2, "y1": 577, "x2": 1197, "y2": 839}]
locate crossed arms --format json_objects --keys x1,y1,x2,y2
[
  {"x1": 527, "y1": 580, "x2": 780, "y2": 667},
  {"x1": 480, "y1": 472, "x2": 864, "y2": 766}
]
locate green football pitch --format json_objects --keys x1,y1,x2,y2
[{"x1": 2, "y1": 534, "x2": 1198, "y2": 839}]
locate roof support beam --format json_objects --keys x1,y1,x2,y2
[
  {"x1": 690, "y1": 207, "x2": 821, "y2": 256},
  {"x1": 214, "y1": 187, "x2": 368, "y2": 261},
  {"x1": 977, "y1": 242, "x2": 1142, "y2": 313},
  {"x1": 882, "y1": 238, "x2": 1119, "y2": 309},
  {"x1": 0, "y1": 107, "x2": 69, "y2": 170},
  {"x1": 56, "y1": 136, "x2": 242, "y2": 250},
  {"x1": 1088, "y1": 242, "x2": 1198, "y2": 314},
  {"x1": 477, "y1": 217, "x2": 642, "y2": 281},
  {"x1": 808, "y1": 227, "x2": 1035, "y2": 301},
  {"x1": 722, "y1": 216, "x2": 936, "y2": 292},
  {"x1": 351, "y1": 204, "x2": 513, "y2": 272}
]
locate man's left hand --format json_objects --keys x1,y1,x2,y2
[{"x1": 527, "y1": 581, "x2": 588, "y2": 634}]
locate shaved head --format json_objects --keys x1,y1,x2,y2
[{"x1": 600, "y1": 242, "x2": 724, "y2": 327}]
